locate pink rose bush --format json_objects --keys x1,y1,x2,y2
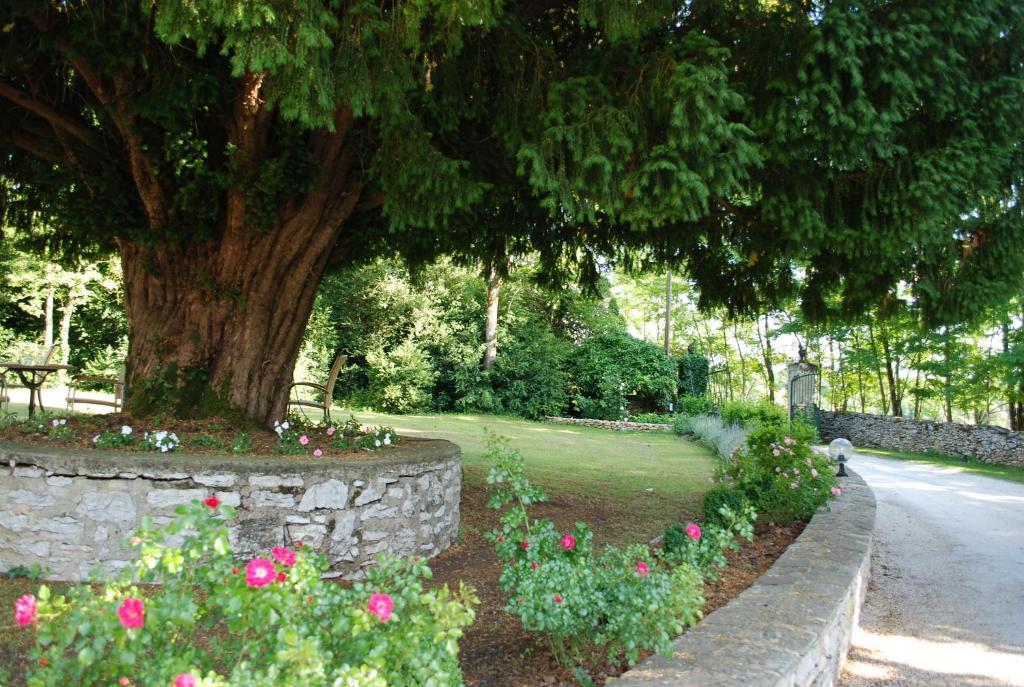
[
  {"x1": 484, "y1": 434, "x2": 704, "y2": 678},
  {"x1": 685, "y1": 523, "x2": 702, "y2": 540},
  {"x1": 717, "y1": 423, "x2": 839, "y2": 523},
  {"x1": 18, "y1": 499, "x2": 475, "y2": 686}
]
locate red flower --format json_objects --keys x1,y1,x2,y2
[
  {"x1": 497, "y1": 536, "x2": 504, "y2": 543},
  {"x1": 561, "y1": 534, "x2": 575, "y2": 551},
  {"x1": 204, "y1": 494, "x2": 221, "y2": 510},
  {"x1": 636, "y1": 561, "x2": 650, "y2": 577},
  {"x1": 553, "y1": 595, "x2": 563, "y2": 603},
  {"x1": 530, "y1": 562, "x2": 538, "y2": 569},
  {"x1": 232, "y1": 567, "x2": 239, "y2": 575},
  {"x1": 38, "y1": 658, "x2": 47, "y2": 667},
  {"x1": 296, "y1": 541, "x2": 305, "y2": 548},
  {"x1": 520, "y1": 541, "x2": 530, "y2": 550},
  {"x1": 119, "y1": 678, "x2": 131, "y2": 686},
  {"x1": 276, "y1": 572, "x2": 288, "y2": 583},
  {"x1": 117, "y1": 598, "x2": 145, "y2": 629}
]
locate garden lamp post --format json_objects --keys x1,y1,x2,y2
[{"x1": 828, "y1": 438, "x2": 853, "y2": 477}]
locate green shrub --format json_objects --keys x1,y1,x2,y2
[
  {"x1": 677, "y1": 352, "x2": 710, "y2": 397},
  {"x1": 630, "y1": 412, "x2": 675, "y2": 424},
  {"x1": 679, "y1": 395, "x2": 713, "y2": 416},
  {"x1": 490, "y1": 323, "x2": 569, "y2": 419},
  {"x1": 718, "y1": 424, "x2": 837, "y2": 523},
  {"x1": 672, "y1": 414, "x2": 693, "y2": 435},
  {"x1": 661, "y1": 505, "x2": 756, "y2": 580},
  {"x1": 364, "y1": 340, "x2": 437, "y2": 413},
  {"x1": 567, "y1": 332, "x2": 677, "y2": 419},
  {"x1": 484, "y1": 434, "x2": 704, "y2": 680},
  {"x1": 701, "y1": 485, "x2": 750, "y2": 529},
  {"x1": 720, "y1": 400, "x2": 787, "y2": 429},
  {"x1": 16, "y1": 501, "x2": 476, "y2": 686}
]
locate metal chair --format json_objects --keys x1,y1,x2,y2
[
  {"x1": 288, "y1": 354, "x2": 347, "y2": 423},
  {"x1": 67, "y1": 366, "x2": 125, "y2": 413}
]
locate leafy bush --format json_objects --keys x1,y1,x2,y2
[
  {"x1": 92, "y1": 425, "x2": 135, "y2": 449},
  {"x1": 484, "y1": 434, "x2": 703, "y2": 681},
  {"x1": 364, "y1": 340, "x2": 437, "y2": 413},
  {"x1": 15, "y1": 500, "x2": 476, "y2": 686},
  {"x1": 679, "y1": 395, "x2": 713, "y2": 416},
  {"x1": 719, "y1": 400, "x2": 787, "y2": 429},
  {"x1": 661, "y1": 505, "x2": 756, "y2": 579},
  {"x1": 701, "y1": 485, "x2": 750, "y2": 529},
  {"x1": 567, "y1": 332, "x2": 677, "y2": 419},
  {"x1": 630, "y1": 412, "x2": 675, "y2": 424},
  {"x1": 672, "y1": 414, "x2": 693, "y2": 435},
  {"x1": 688, "y1": 415, "x2": 748, "y2": 460},
  {"x1": 718, "y1": 424, "x2": 838, "y2": 523},
  {"x1": 489, "y1": 322, "x2": 569, "y2": 419},
  {"x1": 677, "y1": 352, "x2": 710, "y2": 397}
]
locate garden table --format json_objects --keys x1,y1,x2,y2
[{"x1": 0, "y1": 362, "x2": 74, "y2": 417}]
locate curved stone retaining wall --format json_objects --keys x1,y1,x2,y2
[
  {"x1": 545, "y1": 416, "x2": 673, "y2": 432},
  {"x1": 0, "y1": 439, "x2": 461, "y2": 581},
  {"x1": 821, "y1": 411, "x2": 1023, "y2": 468},
  {"x1": 615, "y1": 469, "x2": 875, "y2": 687}
]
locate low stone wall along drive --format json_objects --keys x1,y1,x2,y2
[
  {"x1": 0, "y1": 439, "x2": 461, "y2": 581},
  {"x1": 614, "y1": 469, "x2": 876, "y2": 687},
  {"x1": 820, "y1": 411, "x2": 1023, "y2": 468}
]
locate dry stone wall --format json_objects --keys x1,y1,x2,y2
[
  {"x1": 820, "y1": 411, "x2": 1024, "y2": 468},
  {"x1": 545, "y1": 416, "x2": 673, "y2": 432},
  {"x1": 0, "y1": 439, "x2": 460, "y2": 581}
]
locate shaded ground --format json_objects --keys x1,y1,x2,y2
[{"x1": 840, "y1": 453, "x2": 1024, "y2": 687}]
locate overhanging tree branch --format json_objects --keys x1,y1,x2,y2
[{"x1": 0, "y1": 82, "x2": 98, "y2": 149}]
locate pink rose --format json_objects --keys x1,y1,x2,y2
[
  {"x1": 245, "y1": 557, "x2": 276, "y2": 587},
  {"x1": 272, "y1": 547, "x2": 296, "y2": 567},
  {"x1": 685, "y1": 523, "x2": 701, "y2": 540},
  {"x1": 299, "y1": 435, "x2": 310, "y2": 445},
  {"x1": 173, "y1": 674, "x2": 197, "y2": 687},
  {"x1": 811, "y1": 468, "x2": 819, "y2": 478},
  {"x1": 520, "y1": 541, "x2": 530, "y2": 550},
  {"x1": 313, "y1": 448, "x2": 323, "y2": 457},
  {"x1": 831, "y1": 486, "x2": 842, "y2": 497},
  {"x1": 560, "y1": 534, "x2": 575, "y2": 551},
  {"x1": 784, "y1": 436, "x2": 796, "y2": 446},
  {"x1": 13, "y1": 594, "x2": 36, "y2": 627},
  {"x1": 635, "y1": 561, "x2": 649, "y2": 577},
  {"x1": 772, "y1": 448, "x2": 781, "y2": 457},
  {"x1": 368, "y1": 593, "x2": 394, "y2": 622},
  {"x1": 117, "y1": 598, "x2": 145, "y2": 629},
  {"x1": 326, "y1": 427, "x2": 336, "y2": 436},
  {"x1": 791, "y1": 481, "x2": 799, "y2": 489}
]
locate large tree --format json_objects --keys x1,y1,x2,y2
[{"x1": 2, "y1": 0, "x2": 1022, "y2": 424}]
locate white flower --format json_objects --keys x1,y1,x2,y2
[
  {"x1": 383, "y1": 436, "x2": 391, "y2": 446},
  {"x1": 51, "y1": 419, "x2": 59, "y2": 428},
  {"x1": 60, "y1": 418, "x2": 67, "y2": 425},
  {"x1": 121, "y1": 425, "x2": 133, "y2": 436},
  {"x1": 281, "y1": 421, "x2": 290, "y2": 430},
  {"x1": 374, "y1": 439, "x2": 382, "y2": 447},
  {"x1": 92, "y1": 435, "x2": 100, "y2": 444}
]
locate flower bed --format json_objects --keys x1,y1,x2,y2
[{"x1": 0, "y1": 437, "x2": 461, "y2": 581}]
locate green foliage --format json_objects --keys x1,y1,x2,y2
[
  {"x1": 720, "y1": 400, "x2": 788, "y2": 430},
  {"x1": 678, "y1": 353, "x2": 710, "y2": 398},
  {"x1": 630, "y1": 412, "x2": 674, "y2": 424},
  {"x1": 4, "y1": 563, "x2": 46, "y2": 580},
  {"x1": 230, "y1": 433, "x2": 252, "y2": 454},
  {"x1": 364, "y1": 340, "x2": 437, "y2": 413},
  {"x1": 484, "y1": 434, "x2": 704, "y2": 681},
  {"x1": 672, "y1": 414, "x2": 693, "y2": 436},
  {"x1": 701, "y1": 485, "x2": 752, "y2": 530},
  {"x1": 92, "y1": 426, "x2": 136, "y2": 450},
  {"x1": 21, "y1": 501, "x2": 476, "y2": 686},
  {"x1": 488, "y1": 323, "x2": 570, "y2": 419},
  {"x1": 567, "y1": 332, "x2": 677, "y2": 419},
  {"x1": 661, "y1": 505, "x2": 756, "y2": 580},
  {"x1": 680, "y1": 395, "x2": 713, "y2": 416},
  {"x1": 719, "y1": 425, "x2": 837, "y2": 524}
]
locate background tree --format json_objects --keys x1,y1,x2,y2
[{"x1": 2, "y1": 1, "x2": 1022, "y2": 424}]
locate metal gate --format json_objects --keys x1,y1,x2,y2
[{"x1": 787, "y1": 363, "x2": 820, "y2": 428}]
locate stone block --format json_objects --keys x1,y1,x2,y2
[
  {"x1": 250, "y1": 490, "x2": 296, "y2": 508},
  {"x1": 77, "y1": 492, "x2": 137, "y2": 523},
  {"x1": 8, "y1": 489, "x2": 56, "y2": 507},
  {"x1": 146, "y1": 488, "x2": 207, "y2": 509},
  {"x1": 298, "y1": 479, "x2": 349, "y2": 511},
  {"x1": 193, "y1": 473, "x2": 238, "y2": 487},
  {"x1": 12, "y1": 466, "x2": 45, "y2": 478}
]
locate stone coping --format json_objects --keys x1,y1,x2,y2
[
  {"x1": 0, "y1": 436, "x2": 458, "y2": 477},
  {"x1": 545, "y1": 416, "x2": 674, "y2": 432},
  {"x1": 613, "y1": 469, "x2": 875, "y2": 686}
]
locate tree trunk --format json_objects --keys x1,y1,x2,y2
[
  {"x1": 483, "y1": 263, "x2": 503, "y2": 371},
  {"x1": 755, "y1": 315, "x2": 775, "y2": 403},
  {"x1": 664, "y1": 271, "x2": 672, "y2": 355},
  {"x1": 119, "y1": 191, "x2": 358, "y2": 426},
  {"x1": 732, "y1": 324, "x2": 747, "y2": 399},
  {"x1": 43, "y1": 287, "x2": 54, "y2": 352},
  {"x1": 867, "y1": 324, "x2": 889, "y2": 415},
  {"x1": 58, "y1": 289, "x2": 76, "y2": 385},
  {"x1": 878, "y1": 328, "x2": 902, "y2": 417}
]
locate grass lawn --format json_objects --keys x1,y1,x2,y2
[
  {"x1": 857, "y1": 446, "x2": 1024, "y2": 485},
  {"x1": 346, "y1": 410, "x2": 717, "y2": 543}
]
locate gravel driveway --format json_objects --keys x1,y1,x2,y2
[{"x1": 840, "y1": 453, "x2": 1024, "y2": 687}]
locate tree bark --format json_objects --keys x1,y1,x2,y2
[
  {"x1": 483, "y1": 263, "x2": 503, "y2": 371},
  {"x1": 755, "y1": 315, "x2": 775, "y2": 403},
  {"x1": 878, "y1": 327, "x2": 902, "y2": 417},
  {"x1": 120, "y1": 181, "x2": 360, "y2": 425},
  {"x1": 43, "y1": 287, "x2": 54, "y2": 352},
  {"x1": 58, "y1": 288, "x2": 76, "y2": 384},
  {"x1": 664, "y1": 271, "x2": 672, "y2": 356}
]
